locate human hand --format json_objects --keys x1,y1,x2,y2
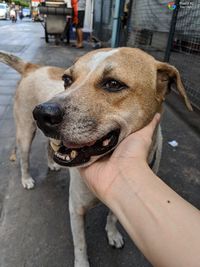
[
  {"x1": 79, "y1": 113, "x2": 161, "y2": 203},
  {"x1": 73, "y1": 16, "x2": 78, "y2": 25}
]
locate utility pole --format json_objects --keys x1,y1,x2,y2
[
  {"x1": 111, "y1": 0, "x2": 124, "y2": 48},
  {"x1": 164, "y1": 0, "x2": 180, "y2": 62}
]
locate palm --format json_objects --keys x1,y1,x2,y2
[{"x1": 79, "y1": 114, "x2": 160, "y2": 201}]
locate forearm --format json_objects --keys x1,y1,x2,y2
[{"x1": 107, "y1": 162, "x2": 200, "y2": 267}]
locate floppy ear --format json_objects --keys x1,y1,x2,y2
[{"x1": 156, "y1": 62, "x2": 193, "y2": 111}]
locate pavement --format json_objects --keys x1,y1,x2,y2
[{"x1": 0, "y1": 19, "x2": 200, "y2": 267}]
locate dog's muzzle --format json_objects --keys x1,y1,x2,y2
[{"x1": 33, "y1": 102, "x2": 120, "y2": 167}]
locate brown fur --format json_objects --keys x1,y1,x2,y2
[
  {"x1": 23, "y1": 63, "x2": 40, "y2": 76},
  {"x1": 52, "y1": 47, "x2": 192, "y2": 147},
  {"x1": 48, "y1": 67, "x2": 65, "y2": 80}
]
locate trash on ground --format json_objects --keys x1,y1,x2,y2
[{"x1": 168, "y1": 140, "x2": 178, "y2": 147}]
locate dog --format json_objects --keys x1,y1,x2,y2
[
  {"x1": 0, "y1": 51, "x2": 65, "y2": 189},
  {"x1": 32, "y1": 48, "x2": 192, "y2": 267}
]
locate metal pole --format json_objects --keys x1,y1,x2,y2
[
  {"x1": 99, "y1": 0, "x2": 103, "y2": 37},
  {"x1": 111, "y1": 0, "x2": 121, "y2": 48},
  {"x1": 164, "y1": 0, "x2": 180, "y2": 62}
]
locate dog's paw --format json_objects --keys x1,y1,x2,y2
[
  {"x1": 21, "y1": 177, "x2": 35, "y2": 189},
  {"x1": 48, "y1": 161, "x2": 61, "y2": 171},
  {"x1": 75, "y1": 260, "x2": 90, "y2": 267},
  {"x1": 9, "y1": 149, "x2": 17, "y2": 161},
  {"x1": 107, "y1": 230, "x2": 124, "y2": 248}
]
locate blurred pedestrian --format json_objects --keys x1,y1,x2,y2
[
  {"x1": 71, "y1": 0, "x2": 86, "y2": 48},
  {"x1": 19, "y1": 7, "x2": 23, "y2": 20}
]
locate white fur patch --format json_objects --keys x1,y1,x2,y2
[
  {"x1": 57, "y1": 49, "x2": 119, "y2": 99},
  {"x1": 87, "y1": 49, "x2": 119, "y2": 72}
]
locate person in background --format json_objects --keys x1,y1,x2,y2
[
  {"x1": 19, "y1": 6, "x2": 23, "y2": 20},
  {"x1": 71, "y1": 0, "x2": 86, "y2": 48}
]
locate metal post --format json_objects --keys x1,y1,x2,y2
[
  {"x1": 164, "y1": 0, "x2": 180, "y2": 62},
  {"x1": 111, "y1": 0, "x2": 121, "y2": 48},
  {"x1": 99, "y1": 0, "x2": 103, "y2": 37}
]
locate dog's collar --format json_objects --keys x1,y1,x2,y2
[{"x1": 149, "y1": 151, "x2": 157, "y2": 169}]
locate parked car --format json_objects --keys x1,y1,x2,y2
[
  {"x1": 0, "y1": 3, "x2": 9, "y2": 20},
  {"x1": 22, "y1": 7, "x2": 31, "y2": 18}
]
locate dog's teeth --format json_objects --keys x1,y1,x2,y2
[
  {"x1": 70, "y1": 150, "x2": 78, "y2": 159},
  {"x1": 50, "y1": 141, "x2": 61, "y2": 152},
  {"x1": 55, "y1": 152, "x2": 66, "y2": 160},
  {"x1": 102, "y1": 139, "x2": 110, "y2": 146},
  {"x1": 50, "y1": 138, "x2": 61, "y2": 146},
  {"x1": 55, "y1": 151, "x2": 71, "y2": 161},
  {"x1": 65, "y1": 155, "x2": 70, "y2": 161}
]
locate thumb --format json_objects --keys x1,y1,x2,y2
[{"x1": 138, "y1": 113, "x2": 161, "y2": 140}]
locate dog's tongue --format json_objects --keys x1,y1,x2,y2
[{"x1": 63, "y1": 140, "x2": 96, "y2": 149}]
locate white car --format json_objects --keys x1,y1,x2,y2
[{"x1": 0, "y1": 3, "x2": 8, "y2": 20}]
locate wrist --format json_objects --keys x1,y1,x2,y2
[{"x1": 104, "y1": 160, "x2": 152, "y2": 208}]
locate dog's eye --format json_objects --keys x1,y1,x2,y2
[
  {"x1": 102, "y1": 79, "x2": 127, "y2": 92},
  {"x1": 62, "y1": 74, "x2": 73, "y2": 88}
]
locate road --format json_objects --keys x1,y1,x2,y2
[
  {"x1": 0, "y1": 20, "x2": 200, "y2": 267},
  {"x1": 0, "y1": 19, "x2": 9, "y2": 27}
]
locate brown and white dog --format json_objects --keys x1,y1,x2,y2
[
  {"x1": 0, "y1": 48, "x2": 192, "y2": 267},
  {"x1": 0, "y1": 51, "x2": 65, "y2": 188}
]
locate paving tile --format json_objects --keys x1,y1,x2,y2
[
  {"x1": 1, "y1": 105, "x2": 14, "y2": 120},
  {"x1": 0, "y1": 86, "x2": 16, "y2": 95},
  {"x1": 1, "y1": 73, "x2": 20, "y2": 79},
  {"x1": 0, "y1": 80, "x2": 18, "y2": 86},
  {"x1": 0, "y1": 95, "x2": 12, "y2": 105},
  {"x1": 0, "y1": 118, "x2": 15, "y2": 138},
  {"x1": 0, "y1": 105, "x2": 6, "y2": 118},
  {"x1": 0, "y1": 66, "x2": 9, "y2": 71},
  {"x1": 0, "y1": 44, "x2": 26, "y2": 53}
]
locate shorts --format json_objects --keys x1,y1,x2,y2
[{"x1": 73, "y1": 10, "x2": 85, "y2": 29}]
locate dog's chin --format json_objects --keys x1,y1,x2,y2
[{"x1": 49, "y1": 129, "x2": 120, "y2": 167}]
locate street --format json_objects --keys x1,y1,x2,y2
[{"x1": 0, "y1": 20, "x2": 200, "y2": 267}]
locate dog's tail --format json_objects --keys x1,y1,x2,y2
[{"x1": 0, "y1": 51, "x2": 30, "y2": 74}]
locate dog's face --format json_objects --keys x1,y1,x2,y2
[{"x1": 33, "y1": 48, "x2": 192, "y2": 167}]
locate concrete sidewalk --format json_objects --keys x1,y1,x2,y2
[{"x1": 0, "y1": 21, "x2": 200, "y2": 267}]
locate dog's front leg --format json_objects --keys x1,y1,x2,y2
[
  {"x1": 15, "y1": 117, "x2": 36, "y2": 189},
  {"x1": 47, "y1": 141, "x2": 61, "y2": 171},
  {"x1": 69, "y1": 199, "x2": 89, "y2": 267},
  {"x1": 69, "y1": 168, "x2": 96, "y2": 267},
  {"x1": 106, "y1": 211, "x2": 124, "y2": 248}
]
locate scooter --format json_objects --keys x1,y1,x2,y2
[
  {"x1": 11, "y1": 15, "x2": 17, "y2": 22},
  {"x1": 10, "y1": 10, "x2": 17, "y2": 23}
]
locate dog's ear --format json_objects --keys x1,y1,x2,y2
[{"x1": 156, "y1": 62, "x2": 193, "y2": 111}]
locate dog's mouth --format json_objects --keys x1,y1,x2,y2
[{"x1": 50, "y1": 129, "x2": 120, "y2": 167}]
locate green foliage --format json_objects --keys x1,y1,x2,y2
[
  {"x1": 13, "y1": 0, "x2": 29, "y2": 7},
  {"x1": 2, "y1": 0, "x2": 30, "y2": 7}
]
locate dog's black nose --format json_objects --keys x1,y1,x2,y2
[{"x1": 33, "y1": 103, "x2": 64, "y2": 126}]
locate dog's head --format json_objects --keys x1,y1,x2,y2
[{"x1": 33, "y1": 48, "x2": 192, "y2": 167}]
